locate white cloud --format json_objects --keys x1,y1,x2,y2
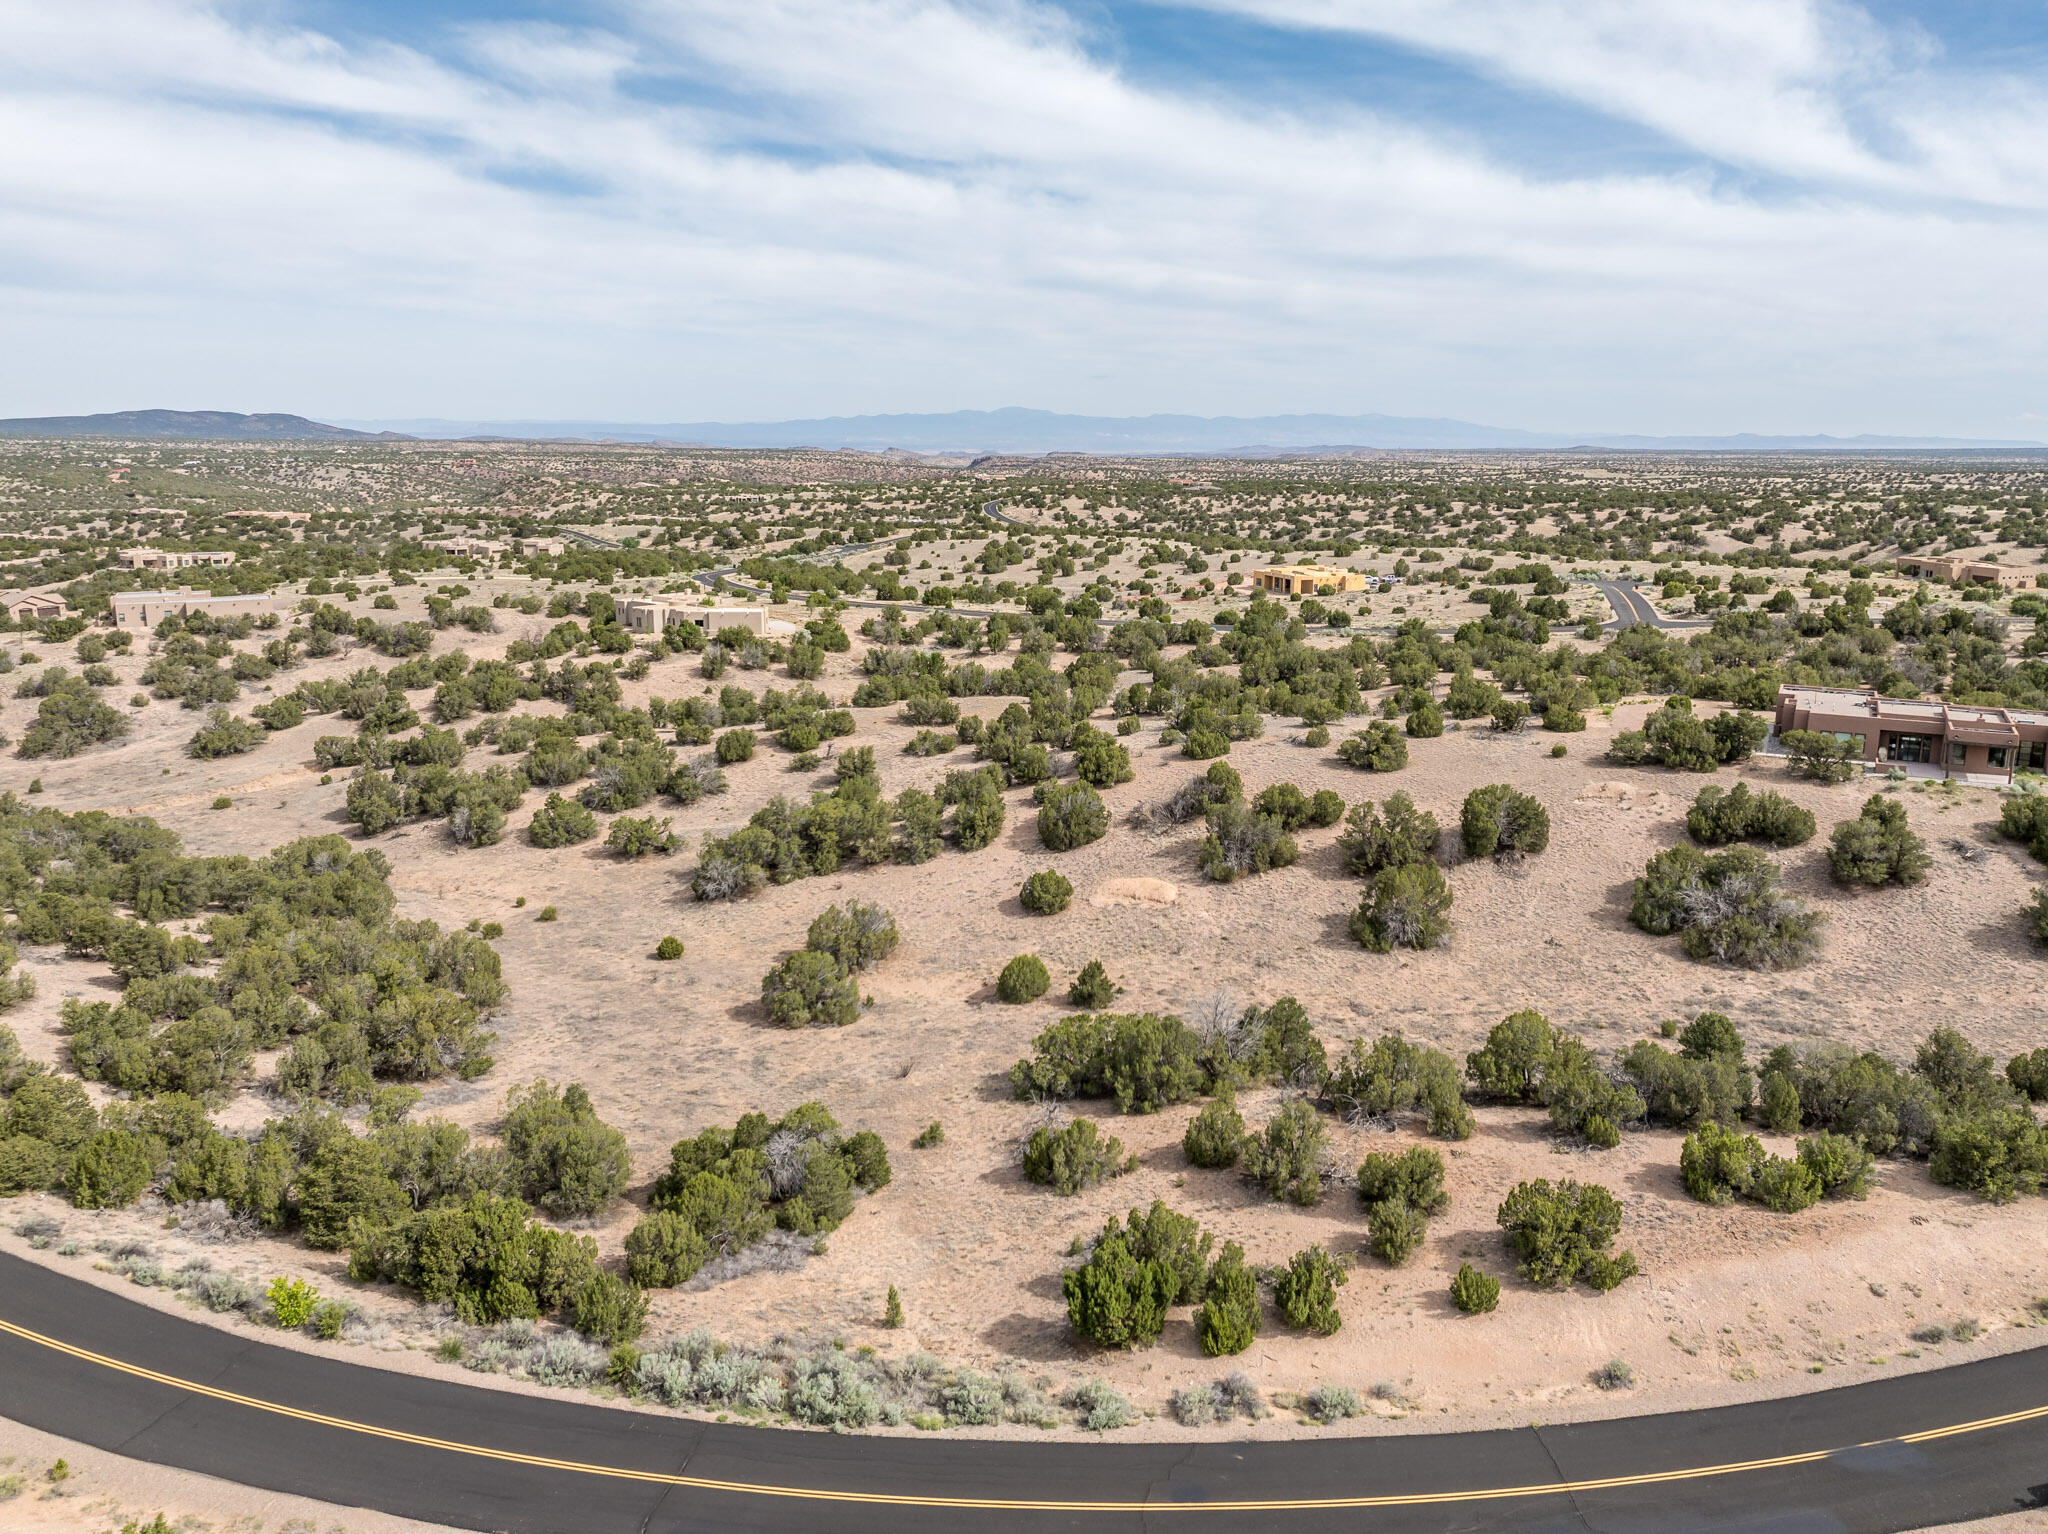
[{"x1": 0, "y1": 0, "x2": 2043, "y2": 433}]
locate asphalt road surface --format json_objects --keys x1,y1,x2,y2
[
  {"x1": 3, "y1": 1252, "x2": 2046, "y2": 1532},
  {"x1": 1593, "y1": 578, "x2": 1711, "y2": 631}
]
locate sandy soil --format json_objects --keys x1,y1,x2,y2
[
  {"x1": 0, "y1": 1415, "x2": 453, "y2": 1533},
  {"x1": 5, "y1": 611, "x2": 2048, "y2": 1445}
]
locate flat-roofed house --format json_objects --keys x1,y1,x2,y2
[
  {"x1": 113, "y1": 588, "x2": 272, "y2": 631},
  {"x1": 119, "y1": 548, "x2": 237, "y2": 571},
  {"x1": 615, "y1": 599, "x2": 770, "y2": 637},
  {"x1": 1776, "y1": 684, "x2": 2048, "y2": 781},
  {"x1": 1251, "y1": 563, "x2": 1373, "y2": 596},
  {"x1": 1895, "y1": 555, "x2": 2033, "y2": 590}
]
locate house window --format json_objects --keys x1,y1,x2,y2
[
  {"x1": 2022, "y1": 740, "x2": 2047, "y2": 772},
  {"x1": 1948, "y1": 740, "x2": 1968, "y2": 766},
  {"x1": 1988, "y1": 746, "x2": 2010, "y2": 769}
]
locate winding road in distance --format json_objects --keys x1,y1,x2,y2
[{"x1": 3, "y1": 1252, "x2": 2046, "y2": 1532}]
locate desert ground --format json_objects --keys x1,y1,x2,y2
[{"x1": 5, "y1": 575, "x2": 2047, "y2": 1447}]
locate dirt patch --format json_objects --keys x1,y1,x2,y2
[{"x1": 1090, "y1": 876, "x2": 1179, "y2": 906}]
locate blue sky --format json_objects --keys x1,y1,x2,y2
[{"x1": 6, "y1": 0, "x2": 2048, "y2": 435}]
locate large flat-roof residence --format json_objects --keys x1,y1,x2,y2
[
  {"x1": 1894, "y1": 554, "x2": 2034, "y2": 589},
  {"x1": 1775, "y1": 684, "x2": 2048, "y2": 781},
  {"x1": 119, "y1": 548, "x2": 237, "y2": 571},
  {"x1": 615, "y1": 598, "x2": 772, "y2": 637},
  {"x1": 112, "y1": 588, "x2": 272, "y2": 631},
  {"x1": 1251, "y1": 563, "x2": 1373, "y2": 596}
]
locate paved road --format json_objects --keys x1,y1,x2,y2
[
  {"x1": 1593, "y1": 578, "x2": 1712, "y2": 631},
  {"x1": 2, "y1": 1251, "x2": 2045, "y2": 1533}
]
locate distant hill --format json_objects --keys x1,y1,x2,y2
[
  {"x1": 331, "y1": 408, "x2": 2048, "y2": 454},
  {"x1": 0, "y1": 410, "x2": 410, "y2": 441}
]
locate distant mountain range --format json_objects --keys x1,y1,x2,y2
[
  {"x1": 0, "y1": 410, "x2": 406, "y2": 441},
  {"x1": 3, "y1": 406, "x2": 2042, "y2": 453}
]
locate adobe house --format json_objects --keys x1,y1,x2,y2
[
  {"x1": 112, "y1": 588, "x2": 273, "y2": 631},
  {"x1": 1894, "y1": 554, "x2": 2033, "y2": 590},
  {"x1": 1251, "y1": 563, "x2": 1373, "y2": 596},
  {"x1": 615, "y1": 599, "x2": 773, "y2": 638},
  {"x1": 1775, "y1": 684, "x2": 2048, "y2": 780},
  {"x1": 5, "y1": 592, "x2": 70, "y2": 622}
]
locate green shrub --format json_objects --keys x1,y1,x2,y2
[
  {"x1": 997, "y1": 954, "x2": 1051, "y2": 1003},
  {"x1": 1827, "y1": 795, "x2": 1931, "y2": 888},
  {"x1": 912, "y1": 1121, "x2": 945, "y2": 1148},
  {"x1": 1336, "y1": 792, "x2": 1439, "y2": 876},
  {"x1": 1450, "y1": 1262, "x2": 1500, "y2": 1314},
  {"x1": 1355, "y1": 1146, "x2": 1448, "y2": 1214},
  {"x1": 1460, "y1": 784, "x2": 1550, "y2": 861},
  {"x1": 500, "y1": 1080, "x2": 631, "y2": 1218},
  {"x1": 1336, "y1": 721, "x2": 1408, "y2": 771},
  {"x1": 536, "y1": 905, "x2": 558, "y2": 921},
  {"x1": 1496, "y1": 1178, "x2": 1636, "y2": 1291},
  {"x1": 266, "y1": 1275, "x2": 320, "y2": 1328},
  {"x1": 68, "y1": 1129, "x2": 156, "y2": 1209},
  {"x1": 715, "y1": 728, "x2": 756, "y2": 764},
  {"x1": 1023, "y1": 1118, "x2": 1127, "y2": 1195},
  {"x1": 1182, "y1": 1094, "x2": 1245, "y2": 1168},
  {"x1": 1241, "y1": 1099, "x2": 1324, "y2": 1206},
  {"x1": 1679, "y1": 1121, "x2": 1762, "y2": 1204},
  {"x1": 1020, "y1": 870, "x2": 1074, "y2": 915},
  {"x1": 1406, "y1": 701, "x2": 1443, "y2": 738},
  {"x1": 1629, "y1": 844, "x2": 1823, "y2": 968},
  {"x1": 624, "y1": 1210, "x2": 710, "y2": 1287},
  {"x1": 1067, "y1": 959, "x2": 1115, "y2": 1008},
  {"x1": 527, "y1": 792, "x2": 598, "y2": 847},
  {"x1": 1197, "y1": 798, "x2": 1298, "y2": 882},
  {"x1": 348, "y1": 1193, "x2": 600, "y2": 1324},
  {"x1": 1008, "y1": 1011, "x2": 1208, "y2": 1111},
  {"x1": 1466, "y1": 1009, "x2": 1557, "y2": 1103},
  {"x1": 761, "y1": 950, "x2": 860, "y2": 1027},
  {"x1": 1037, "y1": 782, "x2": 1109, "y2": 851},
  {"x1": 571, "y1": 1271, "x2": 648, "y2": 1346},
  {"x1": 1367, "y1": 1199, "x2": 1425, "y2": 1263},
  {"x1": 1779, "y1": 728, "x2": 1860, "y2": 784},
  {"x1": 1996, "y1": 792, "x2": 2048, "y2": 863},
  {"x1": 654, "y1": 936, "x2": 684, "y2": 960},
  {"x1": 186, "y1": 708, "x2": 265, "y2": 760},
  {"x1": 1063, "y1": 1204, "x2": 1209, "y2": 1350},
  {"x1": 1349, "y1": 861, "x2": 1452, "y2": 951},
  {"x1": 1272, "y1": 1246, "x2": 1346, "y2": 1334},
  {"x1": 805, "y1": 900, "x2": 899, "y2": 971},
  {"x1": 1686, "y1": 783, "x2": 1816, "y2": 848},
  {"x1": 2008, "y1": 1047, "x2": 2048, "y2": 1102},
  {"x1": 1324, "y1": 1035, "x2": 1472, "y2": 1138},
  {"x1": 1196, "y1": 1241, "x2": 1261, "y2": 1356},
  {"x1": 2028, "y1": 888, "x2": 2048, "y2": 948}
]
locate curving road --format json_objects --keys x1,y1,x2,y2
[
  {"x1": 1593, "y1": 579, "x2": 1712, "y2": 632},
  {"x1": 3, "y1": 1251, "x2": 2046, "y2": 1532}
]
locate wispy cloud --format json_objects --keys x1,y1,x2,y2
[{"x1": 0, "y1": 0, "x2": 2043, "y2": 433}]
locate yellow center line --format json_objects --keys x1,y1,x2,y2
[{"x1": 4, "y1": 1317, "x2": 2046, "y2": 1513}]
